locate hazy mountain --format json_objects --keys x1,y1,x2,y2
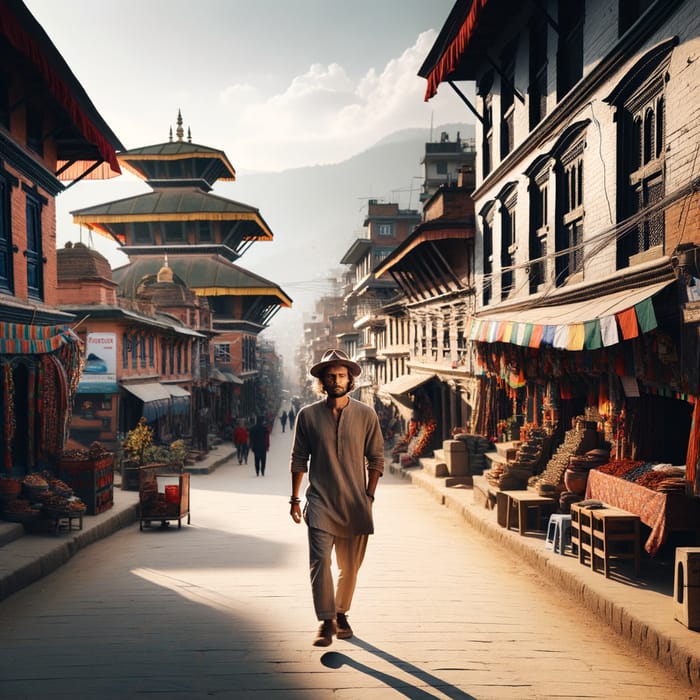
[{"x1": 219, "y1": 122, "x2": 475, "y2": 310}]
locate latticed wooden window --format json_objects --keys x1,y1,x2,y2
[
  {"x1": 482, "y1": 92, "x2": 493, "y2": 177},
  {"x1": 605, "y1": 38, "x2": 674, "y2": 269},
  {"x1": 529, "y1": 17, "x2": 548, "y2": 129},
  {"x1": 481, "y1": 210, "x2": 494, "y2": 307},
  {"x1": 621, "y1": 88, "x2": 665, "y2": 262},
  {"x1": 555, "y1": 140, "x2": 585, "y2": 286},
  {"x1": 0, "y1": 171, "x2": 12, "y2": 293},
  {"x1": 500, "y1": 43, "x2": 516, "y2": 160},
  {"x1": 557, "y1": 0, "x2": 584, "y2": 99},
  {"x1": 529, "y1": 167, "x2": 549, "y2": 292}
]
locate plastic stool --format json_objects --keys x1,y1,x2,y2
[{"x1": 545, "y1": 513, "x2": 572, "y2": 554}]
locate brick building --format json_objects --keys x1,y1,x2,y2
[
  {"x1": 0, "y1": 0, "x2": 122, "y2": 474},
  {"x1": 421, "y1": 0, "x2": 700, "y2": 471}
]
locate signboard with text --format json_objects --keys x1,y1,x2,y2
[{"x1": 77, "y1": 332, "x2": 117, "y2": 394}]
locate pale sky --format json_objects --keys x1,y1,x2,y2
[
  {"x1": 23, "y1": 0, "x2": 471, "y2": 367},
  {"x1": 25, "y1": 0, "x2": 465, "y2": 172}
]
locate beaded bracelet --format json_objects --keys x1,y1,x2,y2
[{"x1": 289, "y1": 496, "x2": 301, "y2": 505}]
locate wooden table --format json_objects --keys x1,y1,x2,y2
[
  {"x1": 571, "y1": 503, "x2": 640, "y2": 578},
  {"x1": 586, "y1": 469, "x2": 700, "y2": 556},
  {"x1": 499, "y1": 490, "x2": 558, "y2": 536}
]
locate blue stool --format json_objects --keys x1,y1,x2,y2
[{"x1": 545, "y1": 513, "x2": 572, "y2": 554}]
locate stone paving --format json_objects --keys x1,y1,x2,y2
[{"x1": 0, "y1": 428, "x2": 698, "y2": 698}]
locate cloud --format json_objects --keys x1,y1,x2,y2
[{"x1": 217, "y1": 29, "x2": 468, "y2": 171}]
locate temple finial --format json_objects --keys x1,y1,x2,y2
[
  {"x1": 176, "y1": 109, "x2": 184, "y2": 141},
  {"x1": 187, "y1": 127, "x2": 192, "y2": 143},
  {"x1": 169, "y1": 125, "x2": 173, "y2": 142}
]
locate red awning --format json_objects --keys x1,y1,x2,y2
[
  {"x1": 424, "y1": 0, "x2": 489, "y2": 101},
  {"x1": 0, "y1": 1, "x2": 121, "y2": 176}
]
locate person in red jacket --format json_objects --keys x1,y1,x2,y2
[{"x1": 233, "y1": 420, "x2": 249, "y2": 464}]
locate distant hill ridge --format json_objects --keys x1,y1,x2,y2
[{"x1": 227, "y1": 121, "x2": 476, "y2": 291}]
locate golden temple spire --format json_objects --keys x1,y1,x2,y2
[
  {"x1": 157, "y1": 254, "x2": 173, "y2": 283},
  {"x1": 176, "y1": 109, "x2": 184, "y2": 141}
]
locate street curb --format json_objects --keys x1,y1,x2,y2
[
  {"x1": 390, "y1": 462, "x2": 700, "y2": 689},
  {"x1": 185, "y1": 448, "x2": 236, "y2": 474},
  {"x1": 0, "y1": 502, "x2": 139, "y2": 604}
]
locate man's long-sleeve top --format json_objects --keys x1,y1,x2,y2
[{"x1": 290, "y1": 398, "x2": 384, "y2": 536}]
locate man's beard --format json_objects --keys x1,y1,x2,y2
[{"x1": 327, "y1": 384, "x2": 350, "y2": 397}]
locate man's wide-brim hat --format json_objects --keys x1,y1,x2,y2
[{"x1": 310, "y1": 349, "x2": 361, "y2": 378}]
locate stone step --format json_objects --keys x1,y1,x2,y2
[
  {"x1": 494, "y1": 440, "x2": 519, "y2": 458},
  {"x1": 0, "y1": 521, "x2": 25, "y2": 547},
  {"x1": 419, "y1": 456, "x2": 448, "y2": 478}
]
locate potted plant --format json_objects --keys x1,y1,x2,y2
[{"x1": 121, "y1": 417, "x2": 154, "y2": 491}]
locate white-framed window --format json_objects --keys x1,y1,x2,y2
[{"x1": 214, "y1": 343, "x2": 231, "y2": 363}]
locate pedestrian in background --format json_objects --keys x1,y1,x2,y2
[
  {"x1": 288, "y1": 349, "x2": 384, "y2": 647},
  {"x1": 280, "y1": 410, "x2": 288, "y2": 432},
  {"x1": 233, "y1": 420, "x2": 249, "y2": 464},
  {"x1": 249, "y1": 415, "x2": 270, "y2": 476},
  {"x1": 288, "y1": 408, "x2": 295, "y2": 431}
]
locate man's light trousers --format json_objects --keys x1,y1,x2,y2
[{"x1": 308, "y1": 527, "x2": 369, "y2": 621}]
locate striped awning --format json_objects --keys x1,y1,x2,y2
[
  {"x1": 468, "y1": 280, "x2": 673, "y2": 350},
  {"x1": 0, "y1": 323, "x2": 79, "y2": 354}
]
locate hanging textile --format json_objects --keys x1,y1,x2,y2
[
  {"x1": 1, "y1": 325, "x2": 83, "y2": 472},
  {"x1": 468, "y1": 279, "x2": 672, "y2": 350}
]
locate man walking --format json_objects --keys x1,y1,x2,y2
[
  {"x1": 248, "y1": 416, "x2": 269, "y2": 476},
  {"x1": 288, "y1": 349, "x2": 384, "y2": 647}
]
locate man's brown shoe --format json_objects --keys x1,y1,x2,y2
[
  {"x1": 336, "y1": 612, "x2": 353, "y2": 639},
  {"x1": 312, "y1": 619, "x2": 335, "y2": 647}
]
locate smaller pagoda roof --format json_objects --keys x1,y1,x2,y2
[
  {"x1": 117, "y1": 111, "x2": 236, "y2": 185},
  {"x1": 119, "y1": 140, "x2": 236, "y2": 184}
]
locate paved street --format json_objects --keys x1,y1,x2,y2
[{"x1": 0, "y1": 423, "x2": 695, "y2": 700}]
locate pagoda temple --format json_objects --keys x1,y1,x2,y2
[{"x1": 70, "y1": 111, "x2": 292, "y2": 423}]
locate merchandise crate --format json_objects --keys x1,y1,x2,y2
[{"x1": 58, "y1": 454, "x2": 114, "y2": 516}]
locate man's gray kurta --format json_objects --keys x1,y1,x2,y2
[{"x1": 290, "y1": 398, "x2": 385, "y2": 537}]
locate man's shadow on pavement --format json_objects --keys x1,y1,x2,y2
[{"x1": 320, "y1": 636, "x2": 477, "y2": 700}]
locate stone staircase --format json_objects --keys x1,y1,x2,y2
[{"x1": 417, "y1": 441, "x2": 473, "y2": 488}]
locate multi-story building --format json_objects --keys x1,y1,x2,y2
[
  {"x1": 420, "y1": 129, "x2": 475, "y2": 203},
  {"x1": 0, "y1": 0, "x2": 122, "y2": 474},
  {"x1": 376, "y1": 165, "x2": 476, "y2": 442},
  {"x1": 421, "y1": 0, "x2": 700, "y2": 469},
  {"x1": 339, "y1": 200, "x2": 420, "y2": 403}
]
